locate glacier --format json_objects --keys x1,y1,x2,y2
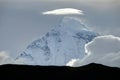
[{"x1": 15, "y1": 17, "x2": 99, "y2": 66}]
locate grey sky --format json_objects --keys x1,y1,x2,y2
[{"x1": 0, "y1": 0, "x2": 120, "y2": 57}]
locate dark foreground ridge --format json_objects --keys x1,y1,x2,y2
[{"x1": 0, "y1": 63, "x2": 120, "y2": 79}]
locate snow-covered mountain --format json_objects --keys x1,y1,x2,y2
[{"x1": 15, "y1": 17, "x2": 99, "y2": 65}]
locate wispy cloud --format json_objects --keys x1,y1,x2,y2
[
  {"x1": 0, "y1": 51, "x2": 13, "y2": 65},
  {"x1": 42, "y1": 8, "x2": 84, "y2": 15},
  {"x1": 67, "y1": 35, "x2": 120, "y2": 67}
]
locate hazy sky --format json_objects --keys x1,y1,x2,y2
[{"x1": 0, "y1": 0, "x2": 120, "y2": 57}]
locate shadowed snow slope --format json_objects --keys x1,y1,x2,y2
[{"x1": 15, "y1": 17, "x2": 99, "y2": 65}]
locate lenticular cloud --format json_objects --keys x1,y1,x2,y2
[{"x1": 42, "y1": 8, "x2": 84, "y2": 15}]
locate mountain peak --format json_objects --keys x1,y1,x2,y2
[{"x1": 15, "y1": 17, "x2": 99, "y2": 66}]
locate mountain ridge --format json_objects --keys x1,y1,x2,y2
[{"x1": 0, "y1": 63, "x2": 120, "y2": 79}]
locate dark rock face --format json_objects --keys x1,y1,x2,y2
[{"x1": 0, "y1": 63, "x2": 120, "y2": 80}]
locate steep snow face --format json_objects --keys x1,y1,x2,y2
[{"x1": 16, "y1": 17, "x2": 99, "y2": 65}]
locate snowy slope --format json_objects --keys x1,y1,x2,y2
[{"x1": 15, "y1": 17, "x2": 99, "y2": 65}]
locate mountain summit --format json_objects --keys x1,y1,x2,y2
[{"x1": 16, "y1": 17, "x2": 99, "y2": 65}]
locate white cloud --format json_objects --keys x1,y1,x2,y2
[
  {"x1": 0, "y1": 51, "x2": 13, "y2": 65},
  {"x1": 85, "y1": 35, "x2": 120, "y2": 55},
  {"x1": 42, "y1": 8, "x2": 84, "y2": 15},
  {"x1": 66, "y1": 59, "x2": 82, "y2": 67},
  {"x1": 67, "y1": 35, "x2": 120, "y2": 67}
]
